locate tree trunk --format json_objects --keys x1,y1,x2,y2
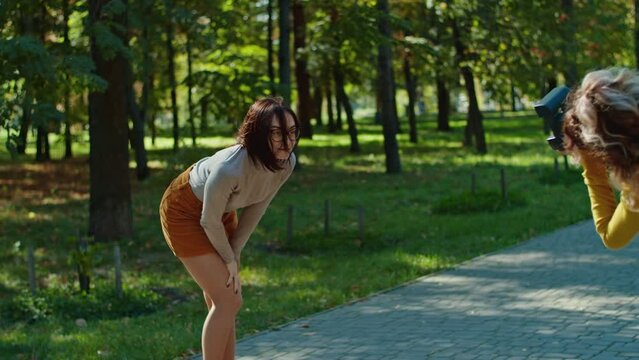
[
  {"x1": 63, "y1": 0, "x2": 72, "y2": 159},
  {"x1": 377, "y1": 0, "x2": 401, "y2": 173},
  {"x1": 403, "y1": 47, "x2": 417, "y2": 143},
  {"x1": 278, "y1": 0, "x2": 291, "y2": 103},
  {"x1": 88, "y1": 0, "x2": 133, "y2": 242},
  {"x1": 165, "y1": 0, "x2": 179, "y2": 152},
  {"x1": 326, "y1": 80, "x2": 336, "y2": 133},
  {"x1": 461, "y1": 67, "x2": 486, "y2": 154},
  {"x1": 436, "y1": 74, "x2": 451, "y2": 131},
  {"x1": 16, "y1": 2, "x2": 34, "y2": 155},
  {"x1": 35, "y1": 127, "x2": 51, "y2": 162},
  {"x1": 186, "y1": 33, "x2": 196, "y2": 146},
  {"x1": 452, "y1": 17, "x2": 486, "y2": 154},
  {"x1": 17, "y1": 97, "x2": 32, "y2": 154},
  {"x1": 292, "y1": 0, "x2": 313, "y2": 139},
  {"x1": 141, "y1": 15, "x2": 154, "y2": 146},
  {"x1": 267, "y1": 0, "x2": 276, "y2": 94},
  {"x1": 334, "y1": 77, "x2": 343, "y2": 131},
  {"x1": 334, "y1": 61, "x2": 359, "y2": 152},
  {"x1": 35, "y1": 2, "x2": 50, "y2": 162},
  {"x1": 126, "y1": 62, "x2": 150, "y2": 181}
]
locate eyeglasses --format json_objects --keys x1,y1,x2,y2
[{"x1": 270, "y1": 127, "x2": 300, "y2": 142}]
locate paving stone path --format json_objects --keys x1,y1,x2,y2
[{"x1": 195, "y1": 221, "x2": 639, "y2": 359}]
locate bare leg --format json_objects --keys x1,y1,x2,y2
[
  {"x1": 180, "y1": 253, "x2": 242, "y2": 360},
  {"x1": 204, "y1": 291, "x2": 213, "y2": 311},
  {"x1": 222, "y1": 321, "x2": 236, "y2": 360}
]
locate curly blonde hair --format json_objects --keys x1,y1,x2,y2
[{"x1": 563, "y1": 67, "x2": 639, "y2": 209}]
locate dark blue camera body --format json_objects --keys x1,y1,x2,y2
[{"x1": 534, "y1": 86, "x2": 571, "y2": 151}]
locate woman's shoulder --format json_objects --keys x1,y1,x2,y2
[{"x1": 288, "y1": 152, "x2": 297, "y2": 170}]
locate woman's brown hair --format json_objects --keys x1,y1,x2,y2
[
  {"x1": 236, "y1": 97, "x2": 300, "y2": 172},
  {"x1": 562, "y1": 68, "x2": 639, "y2": 207}
]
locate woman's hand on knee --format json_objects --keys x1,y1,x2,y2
[{"x1": 225, "y1": 260, "x2": 241, "y2": 294}]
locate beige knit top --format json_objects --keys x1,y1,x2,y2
[{"x1": 189, "y1": 144, "x2": 295, "y2": 263}]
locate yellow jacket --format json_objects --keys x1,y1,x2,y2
[{"x1": 581, "y1": 152, "x2": 639, "y2": 249}]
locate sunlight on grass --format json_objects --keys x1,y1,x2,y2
[{"x1": 0, "y1": 114, "x2": 594, "y2": 359}]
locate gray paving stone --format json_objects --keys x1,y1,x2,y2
[{"x1": 190, "y1": 221, "x2": 639, "y2": 359}]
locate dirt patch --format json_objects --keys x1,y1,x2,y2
[{"x1": 0, "y1": 158, "x2": 90, "y2": 205}]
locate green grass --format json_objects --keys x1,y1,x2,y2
[{"x1": 0, "y1": 113, "x2": 592, "y2": 359}]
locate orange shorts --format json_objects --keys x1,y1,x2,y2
[{"x1": 159, "y1": 166, "x2": 238, "y2": 258}]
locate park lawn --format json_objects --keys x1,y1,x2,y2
[{"x1": 0, "y1": 113, "x2": 592, "y2": 359}]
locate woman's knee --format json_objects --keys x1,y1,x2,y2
[{"x1": 212, "y1": 291, "x2": 243, "y2": 314}]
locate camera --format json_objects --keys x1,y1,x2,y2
[{"x1": 534, "y1": 86, "x2": 570, "y2": 151}]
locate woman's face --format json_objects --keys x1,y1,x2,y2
[{"x1": 268, "y1": 114, "x2": 298, "y2": 161}]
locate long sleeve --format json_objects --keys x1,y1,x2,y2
[
  {"x1": 581, "y1": 153, "x2": 639, "y2": 249},
  {"x1": 229, "y1": 190, "x2": 278, "y2": 259},
  {"x1": 200, "y1": 168, "x2": 237, "y2": 263},
  {"x1": 230, "y1": 156, "x2": 296, "y2": 259}
]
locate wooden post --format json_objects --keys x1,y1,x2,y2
[
  {"x1": 78, "y1": 236, "x2": 90, "y2": 293},
  {"x1": 114, "y1": 244, "x2": 122, "y2": 298},
  {"x1": 287, "y1": 205, "x2": 294, "y2": 243},
  {"x1": 27, "y1": 244, "x2": 36, "y2": 295},
  {"x1": 358, "y1": 206, "x2": 365, "y2": 244},
  {"x1": 500, "y1": 168, "x2": 509, "y2": 203},
  {"x1": 324, "y1": 199, "x2": 331, "y2": 235}
]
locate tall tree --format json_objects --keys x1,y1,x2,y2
[
  {"x1": 292, "y1": 0, "x2": 313, "y2": 138},
  {"x1": 63, "y1": 0, "x2": 73, "y2": 159},
  {"x1": 267, "y1": 0, "x2": 276, "y2": 94},
  {"x1": 165, "y1": 0, "x2": 180, "y2": 152},
  {"x1": 334, "y1": 59, "x2": 359, "y2": 152},
  {"x1": 450, "y1": 3, "x2": 486, "y2": 154},
  {"x1": 15, "y1": 2, "x2": 35, "y2": 155},
  {"x1": 35, "y1": 2, "x2": 50, "y2": 162},
  {"x1": 377, "y1": 0, "x2": 401, "y2": 174},
  {"x1": 278, "y1": 0, "x2": 291, "y2": 103},
  {"x1": 88, "y1": 0, "x2": 133, "y2": 241},
  {"x1": 186, "y1": 31, "x2": 196, "y2": 146}
]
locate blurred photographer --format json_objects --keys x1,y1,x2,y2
[{"x1": 562, "y1": 68, "x2": 639, "y2": 249}]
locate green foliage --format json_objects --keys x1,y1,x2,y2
[
  {"x1": 1, "y1": 286, "x2": 167, "y2": 324},
  {"x1": 433, "y1": 190, "x2": 526, "y2": 215},
  {"x1": 1, "y1": 290, "x2": 52, "y2": 323},
  {"x1": 90, "y1": 22, "x2": 130, "y2": 61},
  {"x1": 0, "y1": 36, "x2": 57, "y2": 86}
]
